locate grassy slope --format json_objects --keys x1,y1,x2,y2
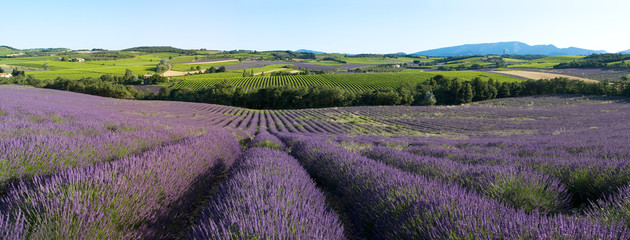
[
  {"x1": 171, "y1": 64, "x2": 292, "y2": 80},
  {"x1": 508, "y1": 56, "x2": 585, "y2": 69},
  {"x1": 171, "y1": 60, "x2": 241, "y2": 71}
]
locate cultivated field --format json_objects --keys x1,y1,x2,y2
[
  {"x1": 3, "y1": 85, "x2": 630, "y2": 238},
  {"x1": 494, "y1": 70, "x2": 599, "y2": 82},
  {"x1": 173, "y1": 71, "x2": 522, "y2": 93}
]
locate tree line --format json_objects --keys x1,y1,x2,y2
[
  {"x1": 554, "y1": 54, "x2": 630, "y2": 69},
  {"x1": 3, "y1": 74, "x2": 630, "y2": 109},
  {"x1": 154, "y1": 75, "x2": 630, "y2": 108}
]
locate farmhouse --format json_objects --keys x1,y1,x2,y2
[
  {"x1": 75, "y1": 58, "x2": 85, "y2": 62},
  {"x1": 0, "y1": 73, "x2": 12, "y2": 78}
]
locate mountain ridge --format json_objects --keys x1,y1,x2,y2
[{"x1": 413, "y1": 41, "x2": 607, "y2": 56}]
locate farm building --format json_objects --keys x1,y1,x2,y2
[{"x1": 0, "y1": 73, "x2": 12, "y2": 78}]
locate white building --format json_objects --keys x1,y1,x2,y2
[{"x1": 0, "y1": 73, "x2": 12, "y2": 78}]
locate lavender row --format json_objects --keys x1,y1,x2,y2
[
  {"x1": 247, "y1": 130, "x2": 286, "y2": 150},
  {"x1": 361, "y1": 146, "x2": 570, "y2": 213},
  {"x1": 188, "y1": 147, "x2": 344, "y2": 239},
  {"x1": 0, "y1": 130, "x2": 240, "y2": 239},
  {"x1": 283, "y1": 135, "x2": 629, "y2": 239}
]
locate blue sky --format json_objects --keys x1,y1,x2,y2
[{"x1": 2, "y1": 0, "x2": 629, "y2": 53}]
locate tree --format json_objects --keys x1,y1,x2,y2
[
  {"x1": 396, "y1": 84, "x2": 414, "y2": 105},
  {"x1": 145, "y1": 74, "x2": 168, "y2": 85},
  {"x1": 457, "y1": 82, "x2": 474, "y2": 104},
  {"x1": 471, "y1": 77, "x2": 488, "y2": 101},
  {"x1": 125, "y1": 69, "x2": 133, "y2": 79},
  {"x1": 420, "y1": 91, "x2": 437, "y2": 106},
  {"x1": 498, "y1": 82, "x2": 511, "y2": 98},
  {"x1": 205, "y1": 66, "x2": 216, "y2": 74},
  {"x1": 42, "y1": 63, "x2": 49, "y2": 71},
  {"x1": 156, "y1": 59, "x2": 171, "y2": 73},
  {"x1": 11, "y1": 69, "x2": 25, "y2": 77},
  {"x1": 0, "y1": 67, "x2": 4, "y2": 73}
]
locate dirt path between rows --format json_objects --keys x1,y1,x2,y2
[{"x1": 494, "y1": 70, "x2": 599, "y2": 83}]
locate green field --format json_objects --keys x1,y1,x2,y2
[
  {"x1": 171, "y1": 60, "x2": 241, "y2": 71},
  {"x1": 508, "y1": 56, "x2": 585, "y2": 69}
]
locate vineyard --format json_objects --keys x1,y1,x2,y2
[
  {"x1": 173, "y1": 74, "x2": 386, "y2": 93},
  {"x1": 3, "y1": 86, "x2": 630, "y2": 239},
  {"x1": 172, "y1": 71, "x2": 522, "y2": 93}
]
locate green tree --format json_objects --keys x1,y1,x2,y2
[
  {"x1": 498, "y1": 82, "x2": 511, "y2": 98},
  {"x1": 457, "y1": 82, "x2": 474, "y2": 104},
  {"x1": 42, "y1": 63, "x2": 49, "y2": 71},
  {"x1": 125, "y1": 69, "x2": 133, "y2": 79},
  {"x1": 420, "y1": 91, "x2": 437, "y2": 106},
  {"x1": 205, "y1": 66, "x2": 216, "y2": 74}
]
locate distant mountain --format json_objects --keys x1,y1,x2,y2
[
  {"x1": 413, "y1": 41, "x2": 606, "y2": 57},
  {"x1": 618, "y1": 49, "x2": 630, "y2": 54},
  {"x1": 295, "y1": 49, "x2": 326, "y2": 54}
]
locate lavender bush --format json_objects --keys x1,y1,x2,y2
[
  {"x1": 247, "y1": 130, "x2": 286, "y2": 150},
  {"x1": 588, "y1": 185, "x2": 630, "y2": 228}
]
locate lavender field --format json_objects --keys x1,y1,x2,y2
[{"x1": 3, "y1": 85, "x2": 630, "y2": 239}]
